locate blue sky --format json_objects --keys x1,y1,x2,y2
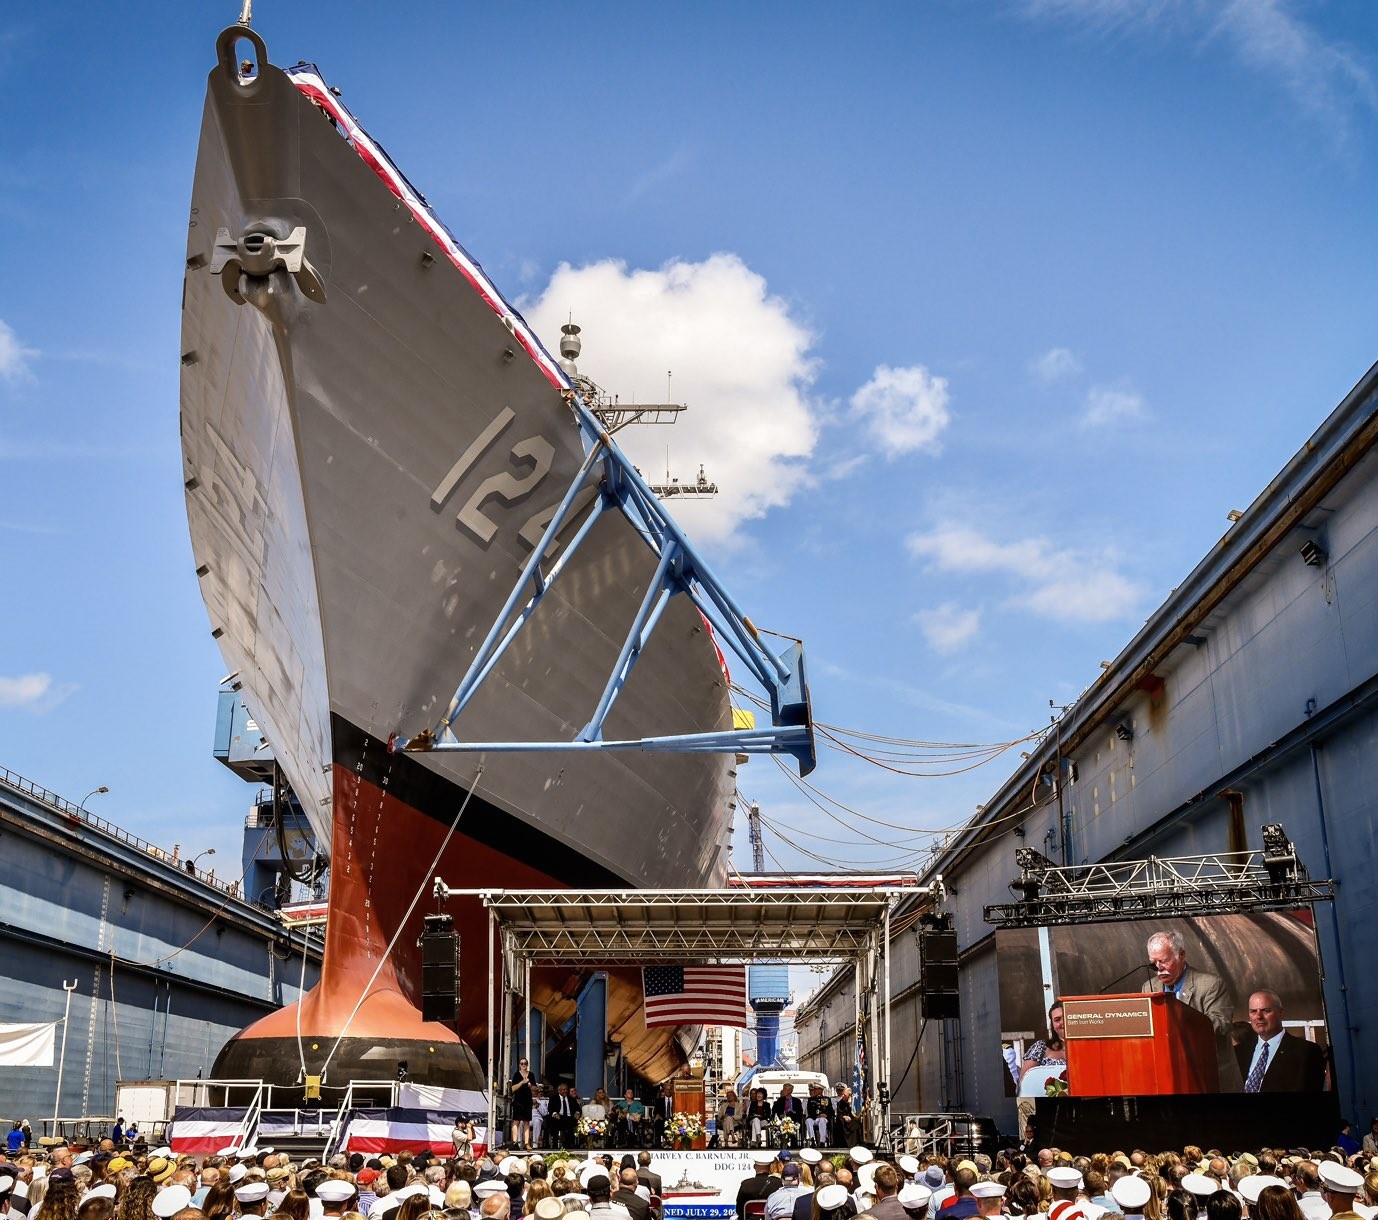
[{"x1": 2, "y1": 1, "x2": 1376, "y2": 887}]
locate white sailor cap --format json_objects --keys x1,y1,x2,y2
[
  {"x1": 1110, "y1": 1176, "x2": 1151, "y2": 1210},
  {"x1": 857, "y1": 1164, "x2": 881, "y2": 1192},
  {"x1": 73, "y1": 1153, "x2": 93, "y2": 1166},
  {"x1": 151, "y1": 1186, "x2": 192, "y2": 1218},
  {"x1": 238, "y1": 1147, "x2": 260, "y2": 1160},
  {"x1": 898, "y1": 1184, "x2": 933, "y2": 1212},
  {"x1": 498, "y1": 1157, "x2": 527, "y2": 1177},
  {"x1": 849, "y1": 1146, "x2": 874, "y2": 1165},
  {"x1": 81, "y1": 1185, "x2": 117, "y2": 1203},
  {"x1": 0, "y1": 1178, "x2": 14, "y2": 1194},
  {"x1": 1182, "y1": 1175, "x2": 1218, "y2": 1198},
  {"x1": 235, "y1": 1183, "x2": 270, "y2": 1203},
  {"x1": 970, "y1": 1182, "x2": 1006, "y2": 1200},
  {"x1": 316, "y1": 1181, "x2": 357, "y2": 1203},
  {"x1": 899, "y1": 1156, "x2": 921, "y2": 1177},
  {"x1": 752, "y1": 1151, "x2": 775, "y2": 1167},
  {"x1": 228, "y1": 1165, "x2": 247, "y2": 1184},
  {"x1": 1238, "y1": 1176, "x2": 1288, "y2": 1204},
  {"x1": 474, "y1": 1181, "x2": 508, "y2": 1198},
  {"x1": 216, "y1": 1146, "x2": 240, "y2": 1158},
  {"x1": 152, "y1": 1147, "x2": 174, "y2": 1160},
  {"x1": 1048, "y1": 1168, "x2": 1084, "y2": 1190},
  {"x1": 817, "y1": 1185, "x2": 850, "y2": 1211},
  {"x1": 1319, "y1": 1163, "x2": 1364, "y2": 1193},
  {"x1": 800, "y1": 1149, "x2": 823, "y2": 1166}
]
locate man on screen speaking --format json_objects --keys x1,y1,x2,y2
[{"x1": 1140, "y1": 929, "x2": 1244, "y2": 1090}]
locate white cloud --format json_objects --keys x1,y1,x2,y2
[
  {"x1": 523, "y1": 254, "x2": 818, "y2": 547},
  {"x1": 0, "y1": 320, "x2": 37, "y2": 384},
  {"x1": 906, "y1": 522, "x2": 1144, "y2": 624},
  {"x1": 1023, "y1": 0, "x2": 1375, "y2": 138},
  {"x1": 915, "y1": 602, "x2": 982, "y2": 654},
  {"x1": 849, "y1": 364, "x2": 951, "y2": 458},
  {"x1": 1082, "y1": 384, "x2": 1149, "y2": 427},
  {"x1": 1034, "y1": 347, "x2": 1083, "y2": 383},
  {"x1": 0, "y1": 672, "x2": 51, "y2": 708}
]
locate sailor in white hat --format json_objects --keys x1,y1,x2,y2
[
  {"x1": 800, "y1": 1150, "x2": 824, "y2": 1169},
  {"x1": 317, "y1": 1179, "x2": 359, "y2": 1215},
  {"x1": 1109, "y1": 1176, "x2": 1151, "y2": 1217},
  {"x1": 898, "y1": 1158, "x2": 921, "y2": 1182},
  {"x1": 81, "y1": 1184, "x2": 117, "y2": 1205},
  {"x1": 817, "y1": 1185, "x2": 851, "y2": 1218},
  {"x1": 850, "y1": 1147, "x2": 875, "y2": 1168},
  {"x1": 1239, "y1": 1176, "x2": 1289, "y2": 1208},
  {"x1": 971, "y1": 1181, "x2": 1007, "y2": 1217},
  {"x1": 1182, "y1": 1175, "x2": 1218, "y2": 1216},
  {"x1": 235, "y1": 1181, "x2": 271, "y2": 1216},
  {"x1": 151, "y1": 1186, "x2": 192, "y2": 1219},
  {"x1": 1319, "y1": 1162, "x2": 1365, "y2": 1215},
  {"x1": 898, "y1": 1183, "x2": 933, "y2": 1219}
]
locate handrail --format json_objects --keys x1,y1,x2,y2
[
  {"x1": 0, "y1": 765, "x2": 242, "y2": 898},
  {"x1": 236, "y1": 1083, "x2": 264, "y2": 1152}
]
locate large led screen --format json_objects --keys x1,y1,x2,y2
[{"x1": 995, "y1": 911, "x2": 1329, "y2": 1101}]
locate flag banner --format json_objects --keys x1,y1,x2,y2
[
  {"x1": 0, "y1": 1023, "x2": 55, "y2": 1067},
  {"x1": 168, "y1": 1107, "x2": 248, "y2": 1155},
  {"x1": 643, "y1": 966, "x2": 748, "y2": 1028},
  {"x1": 341, "y1": 1108, "x2": 488, "y2": 1156}
]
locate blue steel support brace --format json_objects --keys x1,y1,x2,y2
[{"x1": 392, "y1": 387, "x2": 816, "y2": 775}]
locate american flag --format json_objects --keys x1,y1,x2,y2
[{"x1": 642, "y1": 965, "x2": 749, "y2": 1028}]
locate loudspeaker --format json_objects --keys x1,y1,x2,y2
[
  {"x1": 920, "y1": 927, "x2": 960, "y2": 1020},
  {"x1": 421, "y1": 914, "x2": 459, "y2": 1023}
]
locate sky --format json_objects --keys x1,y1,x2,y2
[{"x1": 2, "y1": 0, "x2": 1376, "y2": 897}]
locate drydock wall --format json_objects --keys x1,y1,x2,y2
[
  {"x1": 797, "y1": 358, "x2": 1378, "y2": 1135},
  {"x1": 0, "y1": 775, "x2": 320, "y2": 1123}
]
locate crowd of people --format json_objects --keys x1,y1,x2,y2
[
  {"x1": 733, "y1": 1141, "x2": 1378, "y2": 1220},
  {"x1": 3, "y1": 1125, "x2": 1377, "y2": 1220}
]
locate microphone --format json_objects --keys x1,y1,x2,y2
[{"x1": 1101, "y1": 962, "x2": 1154, "y2": 991}]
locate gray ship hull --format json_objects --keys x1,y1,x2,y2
[{"x1": 180, "y1": 28, "x2": 734, "y2": 1085}]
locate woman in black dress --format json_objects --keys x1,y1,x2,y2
[{"x1": 510, "y1": 1056, "x2": 536, "y2": 1149}]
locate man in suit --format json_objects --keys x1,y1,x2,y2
[
  {"x1": 636, "y1": 1153, "x2": 662, "y2": 1199},
  {"x1": 1235, "y1": 989, "x2": 1326, "y2": 1092},
  {"x1": 651, "y1": 1085, "x2": 675, "y2": 1147},
  {"x1": 551, "y1": 1083, "x2": 576, "y2": 1148},
  {"x1": 1139, "y1": 929, "x2": 1243, "y2": 1091},
  {"x1": 772, "y1": 1085, "x2": 805, "y2": 1148},
  {"x1": 737, "y1": 1151, "x2": 781, "y2": 1220},
  {"x1": 859, "y1": 1165, "x2": 905, "y2": 1220},
  {"x1": 615, "y1": 1168, "x2": 652, "y2": 1220}
]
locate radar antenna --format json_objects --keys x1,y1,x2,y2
[{"x1": 559, "y1": 321, "x2": 716, "y2": 499}]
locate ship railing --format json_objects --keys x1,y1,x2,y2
[
  {"x1": 0, "y1": 764, "x2": 244, "y2": 899},
  {"x1": 888, "y1": 1113, "x2": 968, "y2": 1159},
  {"x1": 321, "y1": 1079, "x2": 400, "y2": 1162}
]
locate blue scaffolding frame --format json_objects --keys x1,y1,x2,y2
[{"x1": 391, "y1": 389, "x2": 816, "y2": 775}]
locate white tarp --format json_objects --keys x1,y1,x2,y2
[
  {"x1": 0, "y1": 1023, "x2": 55, "y2": 1067},
  {"x1": 397, "y1": 1083, "x2": 488, "y2": 1111}
]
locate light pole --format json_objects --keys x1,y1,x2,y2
[
  {"x1": 53, "y1": 979, "x2": 78, "y2": 1137},
  {"x1": 187, "y1": 848, "x2": 216, "y2": 875},
  {"x1": 77, "y1": 786, "x2": 109, "y2": 818}
]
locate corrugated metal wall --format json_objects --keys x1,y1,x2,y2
[
  {"x1": 798, "y1": 374, "x2": 1378, "y2": 1138},
  {"x1": 0, "y1": 785, "x2": 320, "y2": 1124}
]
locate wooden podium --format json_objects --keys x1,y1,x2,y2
[
  {"x1": 1062, "y1": 992, "x2": 1220, "y2": 1096},
  {"x1": 673, "y1": 1075, "x2": 707, "y2": 1149}
]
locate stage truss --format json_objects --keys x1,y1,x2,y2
[
  {"x1": 983, "y1": 824, "x2": 1334, "y2": 928},
  {"x1": 434, "y1": 875, "x2": 943, "y2": 1144}
]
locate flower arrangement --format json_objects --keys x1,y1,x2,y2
[
  {"x1": 669, "y1": 1111, "x2": 705, "y2": 1145},
  {"x1": 576, "y1": 1115, "x2": 609, "y2": 1137},
  {"x1": 777, "y1": 1116, "x2": 799, "y2": 1139},
  {"x1": 1044, "y1": 1071, "x2": 1069, "y2": 1097}
]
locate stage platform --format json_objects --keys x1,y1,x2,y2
[{"x1": 1035, "y1": 1092, "x2": 1342, "y2": 1152}]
